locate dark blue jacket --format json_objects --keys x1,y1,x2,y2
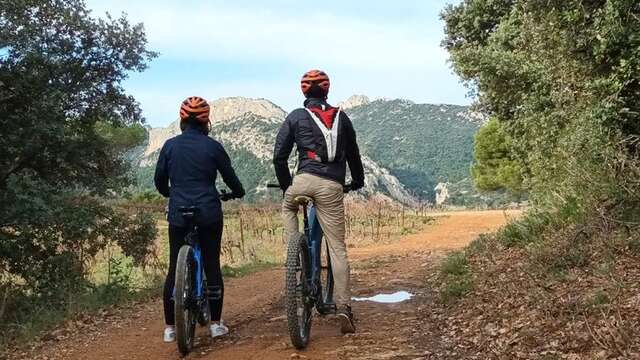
[{"x1": 154, "y1": 126, "x2": 245, "y2": 227}]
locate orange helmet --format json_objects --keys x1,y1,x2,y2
[
  {"x1": 301, "y1": 69, "x2": 330, "y2": 97},
  {"x1": 179, "y1": 96, "x2": 210, "y2": 122}
]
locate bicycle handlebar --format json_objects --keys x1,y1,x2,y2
[{"x1": 219, "y1": 189, "x2": 234, "y2": 202}]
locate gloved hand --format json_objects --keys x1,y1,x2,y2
[
  {"x1": 219, "y1": 190, "x2": 234, "y2": 202},
  {"x1": 233, "y1": 188, "x2": 246, "y2": 199},
  {"x1": 280, "y1": 180, "x2": 291, "y2": 193},
  {"x1": 350, "y1": 180, "x2": 364, "y2": 192}
]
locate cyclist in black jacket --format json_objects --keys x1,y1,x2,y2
[
  {"x1": 155, "y1": 96, "x2": 245, "y2": 342},
  {"x1": 273, "y1": 70, "x2": 364, "y2": 333}
]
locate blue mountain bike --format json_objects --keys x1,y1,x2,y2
[
  {"x1": 174, "y1": 192, "x2": 232, "y2": 355},
  {"x1": 268, "y1": 183, "x2": 350, "y2": 349}
]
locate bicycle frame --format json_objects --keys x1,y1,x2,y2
[
  {"x1": 307, "y1": 206, "x2": 322, "y2": 278},
  {"x1": 302, "y1": 203, "x2": 336, "y2": 313},
  {"x1": 184, "y1": 228, "x2": 205, "y2": 299},
  {"x1": 174, "y1": 214, "x2": 221, "y2": 309}
]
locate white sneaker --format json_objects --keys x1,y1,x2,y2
[
  {"x1": 209, "y1": 321, "x2": 229, "y2": 338},
  {"x1": 163, "y1": 326, "x2": 176, "y2": 343}
]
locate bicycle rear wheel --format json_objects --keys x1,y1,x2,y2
[
  {"x1": 175, "y1": 245, "x2": 197, "y2": 355},
  {"x1": 285, "y1": 233, "x2": 312, "y2": 349}
]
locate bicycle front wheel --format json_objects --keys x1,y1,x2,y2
[
  {"x1": 285, "y1": 233, "x2": 312, "y2": 349},
  {"x1": 175, "y1": 245, "x2": 197, "y2": 356}
]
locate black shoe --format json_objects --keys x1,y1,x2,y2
[{"x1": 336, "y1": 305, "x2": 356, "y2": 334}]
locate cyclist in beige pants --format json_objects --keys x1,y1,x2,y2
[{"x1": 273, "y1": 70, "x2": 365, "y2": 333}]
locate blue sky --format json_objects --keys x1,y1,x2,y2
[{"x1": 85, "y1": 0, "x2": 468, "y2": 127}]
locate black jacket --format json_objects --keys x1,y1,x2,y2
[
  {"x1": 273, "y1": 98, "x2": 365, "y2": 190},
  {"x1": 154, "y1": 126, "x2": 245, "y2": 227}
]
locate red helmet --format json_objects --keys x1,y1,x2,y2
[
  {"x1": 301, "y1": 69, "x2": 330, "y2": 97},
  {"x1": 179, "y1": 96, "x2": 210, "y2": 122}
]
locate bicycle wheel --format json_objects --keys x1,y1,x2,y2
[
  {"x1": 285, "y1": 233, "x2": 312, "y2": 349},
  {"x1": 175, "y1": 245, "x2": 197, "y2": 355}
]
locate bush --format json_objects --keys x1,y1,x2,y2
[
  {"x1": 443, "y1": 0, "x2": 640, "y2": 221},
  {"x1": 495, "y1": 211, "x2": 556, "y2": 248},
  {"x1": 441, "y1": 252, "x2": 470, "y2": 277},
  {"x1": 0, "y1": 0, "x2": 157, "y2": 347},
  {"x1": 440, "y1": 251, "x2": 473, "y2": 301}
]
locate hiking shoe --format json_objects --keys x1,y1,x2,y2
[
  {"x1": 209, "y1": 321, "x2": 229, "y2": 338},
  {"x1": 163, "y1": 326, "x2": 176, "y2": 343},
  {"x1": 336, "y1": 306, "x2": 356, "y2": 334}
]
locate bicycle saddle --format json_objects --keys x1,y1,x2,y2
[
  {"x1": 293, "y1": 195, "x2": 313, "y2": 206},
  {"x1": 178, "y1": 206, "x2": 199, "y2": 219}
]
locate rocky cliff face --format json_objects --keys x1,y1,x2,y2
[
  {"x1": 143, "y1": 121, "x2": 180, "y2": 163},
  {"x1": 435, "y1": 182, "x2": 450, "y2": 206},
  {"x1": 209, "y1": 97, "x2": 285, "y2": 124},
  {"x1": 338, "y1": 95, "x2": 371, "y2": 110}
]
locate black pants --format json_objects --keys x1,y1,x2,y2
[{"x1": 163, "y1": 221, "x2": 224, "y2": 325}]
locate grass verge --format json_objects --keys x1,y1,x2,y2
[
  {"x1": 222, "y1": 261, "x2": 280, "y2": 278},
  {"x1": 439, "y1": 251, "x2": 473, "y2": 302}
]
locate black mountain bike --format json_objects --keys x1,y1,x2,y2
[
  {"x1": 268, "y1": 183, "x2": 351, "y2": 349},
  {"x1": 174, "y1": 192, "x2": 233, "y2": 355}
]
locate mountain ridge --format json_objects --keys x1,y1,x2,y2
[{"x1": 136, "y1": 95, "x2": 483, "y2": 205}]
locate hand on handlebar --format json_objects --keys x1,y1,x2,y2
[
  {"x1": 219, "y1": 190, "x2": 235, "y2": 202},
  {"x1": 348, "y1": 180, "x2": 363, "y2": 192}
]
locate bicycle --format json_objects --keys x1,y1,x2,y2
[
  {"x1": 174, "y1": 191, "x2": 233, "y2": 355},
  {"x1": 267, "y1": 183, "x2": 351, "y2": 349}
]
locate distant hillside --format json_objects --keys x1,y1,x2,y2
[
  {"x1": 133, "y1": 96, "x2": 491, "y2": 205},
  {"x1": 347, "y1": 97, "x2": 482, "y2": 199}
]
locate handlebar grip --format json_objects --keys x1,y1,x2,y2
[
  {"x1": 219, "y1": 189, "x2": 233, "y2": 202},
  {"x1": 266, "y1": 183, "x2": 281, "y2": 189}
]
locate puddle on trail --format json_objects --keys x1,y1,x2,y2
[{"x1": 352, "y1": 291, "x2": 414, "y2": 304}]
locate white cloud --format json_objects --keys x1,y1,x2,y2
[
  {"x1": 86, "y1": 0, "x2": 469, "y2": 126},
  {"x1": 89, "y1": 2, "x2": 446, "y2": 69}
]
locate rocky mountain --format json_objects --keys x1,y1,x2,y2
[
  {"x1": 346, "y1": 97, "x2": 482, "y2": 199},
  {"x1": 134, "y1": 96, "x2": 483, "y2": 205}
]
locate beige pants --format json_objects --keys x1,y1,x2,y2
[{"x1": 282, "y1": 173, "x2": 350, "y2": 306}]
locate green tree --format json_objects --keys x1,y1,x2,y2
[
  {"x1": 471, "y1": 118, "x2": 523, "y2": 192},
  {"x1": 0, "y1": 0, "x2": 157, "y2": 306},
  {"x1": 442, "y1": 0, "x2": 640, "y2": 216}
]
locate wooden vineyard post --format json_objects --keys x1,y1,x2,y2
[
  {"x1": 376, "y1": 202, "x2": 382, "y2": 242},
  {"x1": 239, "y1": 210, "x2": 246, "y2": 260}
]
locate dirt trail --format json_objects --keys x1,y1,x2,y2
[{"x1": 19, "y1": 210, "x2": 519, "y2": 360}]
